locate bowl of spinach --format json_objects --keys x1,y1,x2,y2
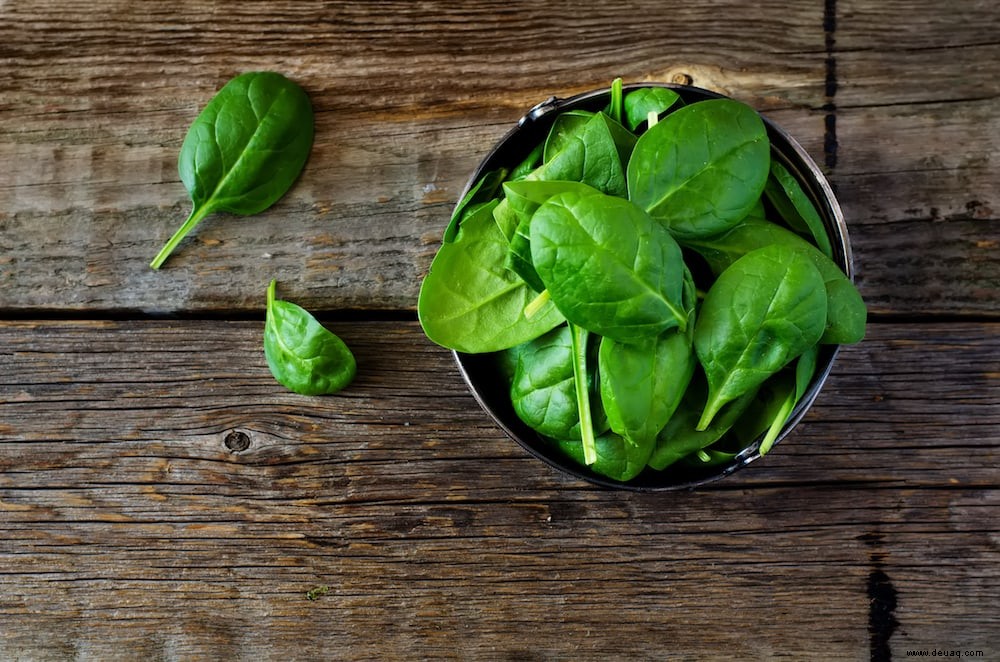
[{"x1": 418, "y1": 80, "x2": 866, "y2": 490}]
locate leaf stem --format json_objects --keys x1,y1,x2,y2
[
  {"x1": 759, "y1": 392, "x2": 795, "y2": 455},
  {"x1": 149, "y1": 203, "x2": 213, "y2": 269},
  {"x1": 267, "y1": 278, "x2": 277, "y2": 309},
  {"x1": 609, "y1": 77, "x2": 623, "y2": 124},
  {"x1": 569, "y1": 323, "x2": 597, "y2": 465},
  {"x1": 524, "y1": 289, "x2": 551, "y2": 319}
]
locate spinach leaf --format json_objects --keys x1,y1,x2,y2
[
  {"x1": 510, "y1": 325, "x2": 582, "y2": 440},
  {"x1": 680, "y1": 217, "x2": 866, "y2": 344},
  {"x1": 530, "y1": 112, "x2": 636, "y2": 198},
  {"x1": 443, "y1": 168, "x2": 508, "y2": 243},
  {"x1": 694, "y1": 244, "x2": 827, "y2": 430},
  {"x1": 764, "y1": 160, "x2": 834, "y2": 257},
  {"x1": 627, "y1": 98, "x2": 769, "y2": 239},
  {"x1": 556, "y1": 431, "x2": 654, "y2": 482},
  {"x1": 418, "y1": 200, "x2": 564, "y2": 353},
  {"x1": 623, "y1": 87, "x2": 682, "y2": 131},
  {"x1": 509, "y1": 142, "x2": 545, "y2": 181},
  {"x1": 502, "y1": 180, "x2": 603, "y2": 292},
  {"x1": 264, "y1": 280, "x2": 356, "y2": 395},
  {"x1": 509, "y1": 324, "x2": 608, "y2": 445},
  {"x1": 748, "y1": 345, "x2": 819, "y2": 455},
  {"x1": 543, "y1": 110, "x2": 594, "y2": 163},
  {"x1": 598, "y1": 327, "x2": 695, "y2": 447},
  {"x1": 151, "y1": 72, "x2": 314, "y2": 269},
  {"x1": 648, "y1": 373, "x2": 760, "y2": 470},
  {"x1": 530, "y1": 190, "x2": 688, "y2": 342}
]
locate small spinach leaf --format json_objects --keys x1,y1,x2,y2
[
  {"x1": 530, "y1": 190, "x2": 688, "y2": 342},
  {"x1": 530, "y1": 112, "x2": 636, "y2": 198},
  {"x1": 598, "y1": 328, "x2": 695, "y2": 447},
  {"x1": 509, "y1": 324, "x2": 607, "y2": 445},
  {"x1": 543, "y1": 110, "x2": 594, "y2": 163},
  {"x1": 418, "y1": 200, "x2": 564, "y2": 353},
  {"x1": 764, "y1": 160, "x2": 833, "y2": 257},
  {"x1": 510, "y1": 325, "x2": 581, "y2": 440},
  {"x1": 623, "y1": 87, "x2": 682, "y2": 131},
  {"x1": 648, "y1": 373, "x2": 760, "y2": 470},
  {"x1": 264, "y1": 280, "x2": 356, "y2": 395},
  {"x1": 680, "y1": 217, "x2": 866, "y2": 344},
  {"x1": 627, "y1": 98, "x2": 769, "y2": 239},
  {"x1": 555, "y1": 431, "x2": 654, "y2": 482},
  {"x1": 694, "y1": 244, "x2": 827, "y2": 429},
  {"x1": 151, "y1": 72, "x2": 314, "y2": 269},
  {"x1": 443, "y1": 168, "x2": 508, "y2": 243}
]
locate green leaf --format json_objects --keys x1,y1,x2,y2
[
  {"x1": 648, "y1": 374, "x2": 760, "y2": 470},
  {"x1": 509, "y1": 324, "x2": 607, "y2": 443},
  {"x1": 627, "y1": 98, "x2": 769, "y2": 239},
  {"x1": 531, "y1": 112, "x2": 636, "y2": 198},
  {"x1": 152, "y1": 72, "x2": 314, "y2": 268},
  {"x1": 417, "y1": 201, "x2": 564, "y2": 353},
  {"x1": 443, "y1": 168, "x2": 508, "y2": 243},
  {"x1": 510, "y1": 325, "x2": 581, "y2": 440},
  {"x1": 680, "y1": 217, "x2": 866, "y2": 344},
  {"x1": 623, "y1": 87, "x2": 682, "y2": 131},
  {"x1": 556, "y1": 431, "x2": 654, "y2": 482},
  {"x1": 598, "y1": 328, "x2": 695, "y2": 447},
  {"x1": 264, "y1": 280, "x2": 356, "y2": 395},
  {"x1": 694, "y1": 244, "x2": 827, "y2": 429},
  {"x1": 502, "y1": 180, "x2": 603, "y2": 292},
  {"x1": 543, "y1": 110, "x2": 594, "y2": 163},
  {"x1": 530, "y1": 190, "x2": 688, "y2": 342},
  {"x1": 764, "y1": 160, "x2": 834, "y2": 257}
]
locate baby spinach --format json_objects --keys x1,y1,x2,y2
[
  {"x1": 530, "y1": 111, "x2": 635, "y2": 198},
  {"x1": 510, "y1": 325, "x2": 584, "y2": 440},
  {"x1": 764, "y1": 160, "x2": 833, "y2": 258},
  {"x1": 530, "y1": 189, "x2": 688, "y2": 342},
  {"x1": 264, "y1": 280, "x2": 356, "y2": 395},
  {"x1": 694, "y1": 244, "x2": 827, "y2": 429},
  {"x1": 417, "y1": 200, "x2": 564, "y2": 353},
  {"x1": 444, "y1": 168, "x2": 508, "y2": 243},
  {"x1": 623, "y1": 87, "x2": 682, "y2": 131},
  {"x1": 418, "y1": 83, "x2": 867, "y2": 483},
  {"x1": 151, "y1": 72, "x2": 314, "y2": 269},
  {"x1": 556, "y1": 431, "x2": 654, "y2": 482},
  {"x1": 627, "y1": 99, "x2": 769, "y2": 239},
  {"x1": 598, "y1": 328, "x2": 694, "y2": 447},
  {"x1": 681, "y1": 217, "x2": 866, "y2": 344}
]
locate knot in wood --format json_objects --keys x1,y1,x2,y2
[
  {"x1": 672, "y1": 72, "x2": 693, "y2": 86},
  {"x1": 224, "y1": 430, "x2": 251, "y2": 452}
]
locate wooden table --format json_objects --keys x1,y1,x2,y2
[{"x1": 2, "y1": 1, "x2": 997, "y2": 659}]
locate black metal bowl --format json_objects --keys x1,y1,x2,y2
[{"x1": 453, "y1": 83, "x2": 854, "y2": 490}]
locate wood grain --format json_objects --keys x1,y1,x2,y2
[
  {"x1": 1, "y1": 1, "x2": 829, "y2": 314},
  {"x1": 830, "y1": 0, "x2": 1000, "y2": 318},
  {"x1": 1, "y1": 321, "x2": 997, "y2": 658}
]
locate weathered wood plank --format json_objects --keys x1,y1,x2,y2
[
  {"x1": 0, "y1": 321, "x2": 996, "y2": 490},
  {"x1": 0, "y1": 1, "x2": 829, "y2": 313},
  {"x1": 0, "y1": 487, "x2": 995, "y2": 660},
  {"x1": 830, "y1": 1, "x2": 1000, "y2": 317},
  {"x1": 0, "y1": 318, "x2": 997, "y2": 658}
]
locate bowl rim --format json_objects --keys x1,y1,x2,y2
[{"x1": 451, "y1": 82, "x2": 853, "y2": 491}]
